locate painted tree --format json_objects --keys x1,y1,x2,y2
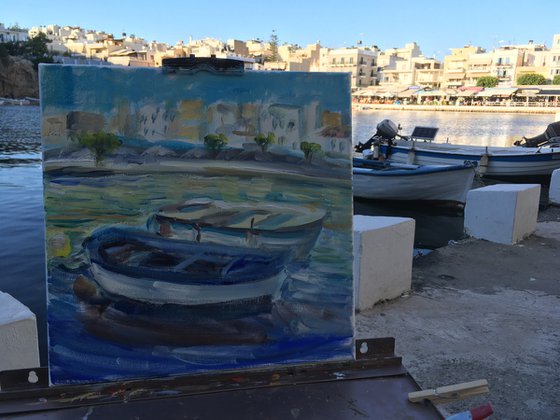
[
  {"x1": 74, "y1": 132, "x2": 121, "y2": 166},
  {"x1": 476, "y1": 76, "x2": 499, "y2": 88},
  {"x1": 517, "y1": 73, "x2": 547, "y2": 85},
  {"x1": 203, "y1": 133, "x2": 228, "y2": 157},
  {"x1": 254, "y1": 132, "x2": 275, "y2": 152},
  {"x1": 300, "y1": 141, "x2": 322, "y2": 161}
]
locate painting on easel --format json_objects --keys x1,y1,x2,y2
[{"x1": 40, "y1": 62, "x2": 354, "y2": 384}]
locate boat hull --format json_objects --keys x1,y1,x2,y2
[
  {"x1": 381, "y1": 142, "x2": 560, "y2": 178},
  {"x1": 352, "y1": 159, "x2": 475, "y2": 205},
  {"x1": 147, "y1": 199, "x2": 326, "y2": 260},
  {"x1": 89, "y1": 262, "x2": 287, "y2": 306},
  {"x1": 84, "y1": 226, "x2": 288, "y2": 306}
]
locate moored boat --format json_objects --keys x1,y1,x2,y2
[
  {"x1": 83, "y1": 226, "x2": 289, "y2": 306},
  {"x1": 147, "y1": 199, "x2": 327, "y2": 260},
  {"x1": 355, "y1": 119, "x2": 560, "y2": 181},
  {"x1": 352, "y1": 158, "x2": 475, "y2": 206}
]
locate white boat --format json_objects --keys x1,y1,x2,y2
[
  {"x1": 356, "y1": 119, "x2": 560, "y2": 180},
  {"x1": 147, "y1": 199, "x2": 326, "y2": 261},
  {"x1": 83, "y1": 226, "x2": 289, "y2": 306},
  {"x1": 353, "y1": 158, "x2": 475, "y2": 206}
]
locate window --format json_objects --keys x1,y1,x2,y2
[
  {"x1": 332, "y1": 58, "x2": 336, "y2": 64},
  {"x1": 349, "y1": 57, "x2": 353, "y2": 64},
  {"x1": 359, "y1": 57, "x2": 364, "y2": 65},
  {"x1": 505, "y1": 57, "x2": 510, "y2": 65},
  {"x1": 340, "y1": 57, "x2": 345, "y2": 64}
]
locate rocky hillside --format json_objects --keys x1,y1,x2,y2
[{"x1": 0, "y1": 56, "x2": 38, "y2": 98}]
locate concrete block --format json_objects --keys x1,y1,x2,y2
[
  {"x1": 549, "y1": 169, "x2": 560, "y2": 205},
  {"x1": 0, "y1": 292, "x2": 40, "y2": 373},
  {"x1": 353, "y1": 216, "x2": 415, "y2": 311},
  {"x1": 464, "y1": 184, "x2": 541, "y2": 244}
]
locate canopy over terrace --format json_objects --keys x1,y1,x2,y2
[
  {"x1": 352, "y1": 86, "x2": 409, "y2": 102},
  {"x1": 455, "y1": 87, "x2": 484, "y2": 97},
  {"x1": 475, "y1": 87, "x2": 518, "y2": 98}
]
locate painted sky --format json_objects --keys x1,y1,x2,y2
[{"x1": 4, "y1": 0, "x2": 560, "y2": 59}]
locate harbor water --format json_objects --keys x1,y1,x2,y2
[{"x1": 0, "y1": 105, "x2": 555, "y2": 365}]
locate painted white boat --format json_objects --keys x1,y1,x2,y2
[
  {"x1": 356, "y1": 119, "x2": 560, "y2": 180},
  {"x1": 84, "y1": 226, "x2": 289, "y2": 306},
  {"x1": 353, "y1": 158, "x2": 475, "y2": 206},
  {"x1": 147, "y1": 199, "x2": 326, "y2": 260}
]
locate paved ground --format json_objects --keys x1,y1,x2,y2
[{"x1": 356, "y1": 205, "x2": 560, "y2": 419}]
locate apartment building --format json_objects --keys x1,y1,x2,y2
[
  {"x1": 0, "y1": 23, "x2": 28, "y2": 42},
  {"x1": 545, "y1": 34, "x2": 560, "y2": 81},
  {"x1": 319, "y1": 46, "x2": 379, "y2": 89},
  {"x1": 412, "y1": 56, "x2": 443, "y2": 88},
  {"x1": 442, "y1": 46, "x2": 484, "y2": 88},
  {"x1": 377, "y1": 42, "x2": 422, "y2": 86}
]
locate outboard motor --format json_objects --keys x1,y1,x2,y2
[
  {"x1": 355, "y1": 119, "x2": 399, "y2": 153},
  {"x1": 514, "y1": 121, "x2": 560, "y2": 148}
]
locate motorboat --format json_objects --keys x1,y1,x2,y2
[
  {"x1": 83, "y1": 226, "x2": 289, "y2": 306},
  {"x1": 147, "y1": 199, "x2": 326, "y2": 260},
  {"x1": 352, "y1": 158, "x2": 475, "y2": 206},
  {"x1": 355, "y1": 119, "x2": 560, "y2": 180}
]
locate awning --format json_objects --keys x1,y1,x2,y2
[
  {"x1": 397, "y1": 88, "x2": 422, "y2": 98},
  {"x1": 476, "y1": 88, "x2": 518, "y2": 97},
  {"x1": 516, "y1": 89, "x2": 541, "y2": 97},
  {"x1": 352, "y1": 88, "x2": 387, "y2": 97},
  {"x1": 537, "y1": 89, "x2": 560, "y2": 96},
  {"x1": 415, "y1": 89, "x2": 448, "y2": 97}
]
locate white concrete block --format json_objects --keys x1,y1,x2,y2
[
  {"x1": 464, "y1": 184, "x2": 541, "y2": 244},
  {"x1": 0, "y1": 292, "x2": 40, "y2": 373},
  {"x1": 549, "y1": 169, "x2": 560, "y2": 205},
  {"x1": 353, "y1": 216, "x2": 415, "y2": 311}
]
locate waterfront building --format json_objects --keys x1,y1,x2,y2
[
  {"x1": 442, "y1": 46, "x2": 484, "y2": 89},
  {"x1": 412, "y1": 56, "x2": 443, "y2": 88},
  {"x1": 544, "y1": 34, "x2": 560, "y2": 81},
  {"x1": 377, "y1": 42, "x2": 422, "y2": 86},
  {"x1": 319, "y1": 45, "x2": 379, "y2": 89},
  {"x1": 465, "y1": 51, "x2": 493, "y2": 86}
]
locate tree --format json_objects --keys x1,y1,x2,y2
[
  {"x1": 203, "y1": 133, "x2": 228, "y2": 157},
  {"x1": 0, "y1": 33, "x2": 54, "y2": 69},
  {"x1": 476, "y1": 76, "x2": 499, "y2": 88},
  {"x1": 26, "y1": 33, "x2": 54, "y2": 68},
  {"x1": 517, "y1": 73, "x2": 547, "y2": 85},
  {"x1": 254, "y1": 132, "x2": 275, "y2": 152},
  {"x1": 553, "y1": 75, "x2": 560, "y2": 85},
  {"x1": 74, "y1": 132, "x2": 121, "y2": 166},
  {"x1": 268, "y1": 30, "x2": 279, "y2": 62},
  {"x1": 300, "y1": 141, "x2": 322, "y2": 161}
]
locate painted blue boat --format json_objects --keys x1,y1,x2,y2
[
  {"x1": 83, "y1": 226, "x2": 289, "y2": 306},
  {"x1": 147, "y1": 199, "x2": 326, "y2": 261},
  {"x1": 353, "y1": 158, "x2": 475, "y2": 206}
]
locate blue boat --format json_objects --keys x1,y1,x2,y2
[{"x1": 83, "y1": 226, "x2": 289, "y2": 306}]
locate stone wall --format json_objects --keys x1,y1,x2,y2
[{"x1": 0, "y1": 56, "x2": 38, "y2": 98}]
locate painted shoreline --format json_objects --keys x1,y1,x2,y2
[{"x1": 353, "y1": 103, "x2": 560, "y2": 116}]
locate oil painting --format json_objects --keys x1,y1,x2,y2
[{"x1": 40, "y1": 63, "x2": 354, "y2": 384}]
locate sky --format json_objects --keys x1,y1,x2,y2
[{"x1": 3, "y1": 0, "x2": 560, "y2": 59}]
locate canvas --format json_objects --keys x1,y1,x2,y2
[{"x1": 40, "y1": 63, "x2": 354, "y2": 384}]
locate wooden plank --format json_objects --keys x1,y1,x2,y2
[{"x1": 408, "y1": 379, "x2": 489, "y2": 404}]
